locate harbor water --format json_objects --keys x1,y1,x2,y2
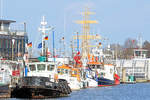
[{"x1": 2, "y1": 83, "x2": 150, "y2": 100}]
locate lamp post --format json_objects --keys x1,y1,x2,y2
[{"x1": 12, "y1": 38, "x2": 15, "y2": 61}]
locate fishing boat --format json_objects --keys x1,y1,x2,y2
[
  {"x1": 85, "y1": 68, "x2": 98, "y2": 88},
  {"x1": 87, "y1": 47, "x2": 120, "y2": 87},
  {"x1": 57, "y1": 64, "x2": 81, "y2": 90},
  {"x1": 87, "y1": 60, "x2": 120, "y2": 87}
]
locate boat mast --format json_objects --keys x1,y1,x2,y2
[
  {"x1": 38, "y1": 16, "x2": 52, "y2": 56},
  {"x1": 75, "y1": 8, "x2": 100, "y2": 66}
]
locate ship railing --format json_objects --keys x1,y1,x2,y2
[{"x1": 0, "y1": 30, "x2": 27, "y2": 36}]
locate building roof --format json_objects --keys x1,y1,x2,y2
[
  {"x1": 133, "y1": 48, "x2": 148, "y2": 51},
  {"x1": 0, "y1": 19, "x2": 16, "y2": 24}
]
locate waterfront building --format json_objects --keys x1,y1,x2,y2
[
  {"x1": 0, "y1": 19, "x2": 28, "y2": 60},
  {"x1": 115, "y1": 48, "x2": 150, "y2": 81}
]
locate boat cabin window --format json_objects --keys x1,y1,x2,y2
[
  {"x1": 47, "y1": 64, "x2": 55, "y2": 71},
  {"x1": 100, "y1": 73, "x2": 105, "y2": 77},
  {"x1": 29, "y1": 64, "x2": 36, "y2": 71},
  {"x1": 92, "y1": 65, "x2": 95, "y2": 69},
  {"x1": 37, "y1": 64, "x2": 46, "y2": 71},
  {"x1": 60, "y1": 69, "x2": 64, "y2": 74},
  {"x1": 57, "y1": 69, "x2": 60, "y2": 73},
  {"x1": 110, "y1": 69, "x2": 113, "y2": 74},
  {"x1": 65, "y1": 69, "x2": 68, "y2": 74},
  {"x1": 72, "y1": 70, "x2": 77, "y2": 75},
  {"x1": 97, "y1": 65, "x2": 100, "y2": 69}
]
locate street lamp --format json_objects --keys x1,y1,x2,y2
[{"x1": 12, "y1": 38, "x2": 15, "y2": 61}]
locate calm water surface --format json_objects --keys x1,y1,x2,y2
[{"x1": 2, "y1": 83, "x2": 150, "y2": 100}]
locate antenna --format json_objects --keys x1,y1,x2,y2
[
  {"x1": 64, "y1": 13, "x2": 66, "y2": 34},
  {"x1": 0, "y1": 0, "x2": 3, "y2": 19},
  {"x1": 38, "y1": 16, "x2": 53, "y2": 56},
  {"x1": 137, "y1": 33, "x2": 143, "y2": 48}
]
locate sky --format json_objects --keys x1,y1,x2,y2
[{"x1": 1, "y1": 0, "x2": 150, "y2": 56}]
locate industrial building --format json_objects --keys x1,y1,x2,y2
[{"x1": 0, "y1": 19, "x2": 28, "y2": 60}]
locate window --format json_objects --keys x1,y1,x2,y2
[
  {"x1": 65, "y1": 69, "x2": 68, "y2": 74},
  {"x1": 47, "y1": 64, "x2": 55, "y2": 71},
  {"x1": 72, "y1": 70, "x2": 77, "y2": 75},
  {"x1": 57, "y1": 69, "x2": 60, "y2": 73},
  {"x1": 37, "y1": 64, "x2": 45, "y2": 71},
  {"x1": 29, "y1": 64, "x2": 36, "y2": 71},
  {"x1": 97, "y1": 65, "x2": 100, "y2": 69},
  {"x1": 61, "y1": 69, "x2": 64, "y2": 74},
  {"x1": 92, "y1": 65, "x2": 95, "y2": 69},
  {"x1": 51, "y1": 65, "x2": 55, "y2": 71},
  {"x1": 110, "y1": 69, "x2": 113, "y2": 74}
]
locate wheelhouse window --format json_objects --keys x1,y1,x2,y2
[
  {"x1": 47, "y1": 64, "x2": 55, "y2": 71},
  {"x1": 37, "y1": 64, "x2": 45, "y2": 71},
  {"x1": 110, "y1": 69, "x2": 113, "y2": 74},
  {"x1": 29, "y1": 64, "x2": 36, "y2": 71},
  {"x1": 72, "y1": 70, "x2": 77, "y2": 75},
  {"x1": 61, "y1": 69, "x2": 64, "y2": 74},
  {"x1": 97, "y1": 65, "x2": 100, "y2": 69},
  {"x1": 92, "y1": 65, "x2": 95, "y2": 69},
  {"x1": 65, "y1": 69, "x2": 68, "y2": 74},
  {"x1": 57, "y1": 69, "x2": 60, "y2": 73}
]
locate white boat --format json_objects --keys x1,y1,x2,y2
[
  {"x1": 57, "y1": 64, "x2": 81, "y2": 90},
  {"x1": 87, "y1": 47, "x2": 120, "y2": 87},
  {"x1": 85, "y1": 68, "x2": 98, "y2": 88},
  {"x1": 26, "y1": 62, "x2": 58, "y2": 82}
]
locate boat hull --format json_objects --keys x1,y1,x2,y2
[
  {"x1": 97, "y1": 77, "x2": 115, "y2": 87},
  {"x1": 86, "y1": 78, "x2": 98, "y2": 88},
  {"x1": 11, "y1": 77, "x2": 71, "y2": 98}
]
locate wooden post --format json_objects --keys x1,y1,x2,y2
[{"x1": 122, "y1": 68, "x2": 126, "y2": 83}]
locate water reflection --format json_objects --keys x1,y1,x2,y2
[{"x1": 2, "y1": 83, "x2": 150, "y2": 100}]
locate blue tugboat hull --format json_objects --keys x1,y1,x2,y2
[{"x1": 97, "y1": 77, "x2": 115, "y2": 87}]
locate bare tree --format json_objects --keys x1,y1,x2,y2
[
  {"x1": 110, "y1": 43, "x2": 124, "y2": 59},
  {"x1": 143, "y1": 40, "x2": 150, "y2": 58},
  {"x1": 121, "y1": 38, "x2": 138, "y2": 59}
]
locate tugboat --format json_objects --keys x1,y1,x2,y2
[
  {"x1": 11, "y1": 16, "x2": 71, "y2": 99},
  {"x1": 11, "y1": 62, "x2": 71, "y2": 98}
]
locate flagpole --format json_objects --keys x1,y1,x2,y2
[
  {"x1": 77, "y1": 32, "x2": 79, "y2": 52},
  {"x1": 52, "y1": 31, "x2": 55, "y2": 62}
]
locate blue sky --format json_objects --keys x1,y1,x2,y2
[{"x1": 1, "y1": 0, "x2": 150, "y2": 56}]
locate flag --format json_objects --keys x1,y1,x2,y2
[
  {"x1": 132, "y1": 40, "x2": 135, "y2": 44},
  {"x1": 38, "y1": 43, "x2": 42, "y2": 48},
  {"x1": 74, "y1": 51, "x2": 81, "y2": 64},
  {"x1": 62, "y1": 37, "x2": 64, "y2": 40},
  {"x1": 44, "y1": 36, "x2": 48, "y2": 40},
  {"x1": 99, "y1": 42, "x2": 102, "y2": 46},
  {"x1": 27, "y1": 42, "x2": 32, "y2": 47}
]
